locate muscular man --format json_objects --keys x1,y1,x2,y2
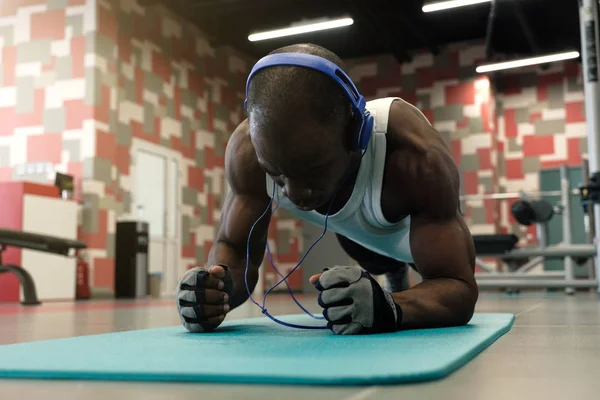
[{"x1": 177, "y1": 44, "x2": 477, "y2": 335}]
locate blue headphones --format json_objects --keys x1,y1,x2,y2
[{"x1": 244, "y1": 53, "x2": 374, "y2": 151}]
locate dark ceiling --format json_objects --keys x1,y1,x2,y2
[{"x1": 140, "y1": 0, "x2": 582, "y2": 63}]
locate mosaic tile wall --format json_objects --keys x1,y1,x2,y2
[
  {"x1": 495, "y1": 61, "x2": 586, "y2": 241},
  {"x1": 0, "y1": 0, "x2": 304, "y2": 293},
  {"x1": 347, "y1": 42, "x2": 587, "y2": 244},
  {"x1": 347, "y1": 42, "x2": 502, "y2": 235},
  {"x1": 0, "y1": 1, "x2": 589, "y2": 292}
]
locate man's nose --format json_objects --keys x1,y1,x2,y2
[{"x1": 282, "y1": 181, "x2": 312, "y2": 201}]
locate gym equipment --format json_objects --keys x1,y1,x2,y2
[
  {"x1": 0, "y1": 313, "x2": 514, "y2": 385},
  {"x1": 467, "y1": 166, "x2": 599, "y2": 292},
  {"x1": 245, "y1": 52, "x2": 374, "y2": 151},
  {"x1": 579, "y1": 0, "x2": 600, "y2": 293},
  {"x1": 114, "y1": 221, "x2": 150, "y2": 299},
  {"x1": 0, "y1": 229, "x2": 86, "y2": 305}
]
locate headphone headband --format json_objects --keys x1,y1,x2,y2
[{"x1": 244, "y1": 52, "x2": 374, "y2": 151}]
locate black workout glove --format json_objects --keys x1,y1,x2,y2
[
  {"x1": 315, "y1": 265, "x2": 402, "y2": 335},
  {"x1": 176, "y1": 265, "x2": 234, "y2": 333}
]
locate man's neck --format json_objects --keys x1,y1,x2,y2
[{"x1": 316, "y1": 152, "x2": 363, "y2": 216}]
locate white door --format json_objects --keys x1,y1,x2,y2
[{"x1": 133, "y1": 143, "x2": 182, "y2": 296}]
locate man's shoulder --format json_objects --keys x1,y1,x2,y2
[{"x1": 225, "y1": 120, "x2": 266, "y2": 196}]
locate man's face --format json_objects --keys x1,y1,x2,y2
[{"x1": 250, "y1": 117, "x2": 353, "y2": 212}]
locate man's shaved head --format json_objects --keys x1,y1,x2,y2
[
  {"x1": 246, "y1": 43, "x2": 354, "y2": 146},
  {"x1": 245, "y1": 43, "x2": 361, "y2": 213}
]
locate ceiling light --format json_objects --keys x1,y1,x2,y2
[
  {"x1": 248, "y1": 17, "x2": 354, "y2": 42},
  {"x1": 476, "y1": 51, "x2": 581, "y2": 73},
  {"x1": 422, "y1": 0, "x2": 492, "y2": 13}
]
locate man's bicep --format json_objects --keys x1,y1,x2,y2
[{"x1": 409, "y1": 213, "x2": 476, "y2": 283}]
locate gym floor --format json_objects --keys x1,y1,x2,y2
[{"x1": 0, "y1": 292, "x2": 599, "y2": 400}]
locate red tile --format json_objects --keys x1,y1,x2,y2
[
  {"x1": 94, "y1": 86, "x2": 111, "y2": 123},
  {"x1": 463, "y1": 171, "x2": 478, "y2": 194},
  {"x1": 505, "y1": 159, "x2": 524, "y2": 180},
  {"x1": 529, "y1": 112, "x2": 542, "y2": 124},
  {"x1": 566, "y1": 102, "x2": 585, "y2": 123},
  {"x1": 93, "y1": 257, "x2": 115, "y2": 288},
  {"x1": 152, "y1": 51, "x2": 170, "y2": 82},
  {"x1": 65, "y1": 99, "x2": 93, "y2": 130},
  {"x1": 131, "y1": 121, "x2": 144, "y2": 138},
  {"x1": 207, "y1": 194, "x2": 215, "y2": 225},
  {"x1": 484, "y1": 199, "x2": 495, "y2": 223},
  {"x1": 481, "y1": 102, "x2": 490, "y2": 132},
  {"x1": 116, "y1": 145, "x2": 130, "y2": 175},
  {"x1": 537, "y1": 85, "x2": 548, "y2": 102},
  {"x1": 134, "y1": 67, "x2": 144, "y2": 103},
  {"x1": 205, "y1": 147, "x2": 215, "y2": 168},
  {"x1": 0, "y1": 167, "x2": 12, "y2": 181},
  {"x1": 118, "y1": 35, "x2": 132, "y2": 63},
  {"x1": 188, "y1": 166, "x2": 205, "y2": 191},
  {"x1": 539, "y1": 73, "x2": 564, "y2": 87},
  {"x1": 567, "y1": 137, "x2": 583, "y2": 166},
  {"x1": 477, "y1": 148, "x2": 493, "y2": 169},
  {"x1": 0, "y1": 0, "x2": 45, "y2": 17},
  {"x1": 416, "y1": 66, "x2": 435, "y2": 88},
  {"x1": 182, "y1": 234, "x2": 196, "y2": 258},
  {"x1": 1, "y1": 46, "x2": 16, "y2": 86},
  {"x1": 445, "y1": 83, "x2": 476, "y2": 105},
  {"x1": 0, "y1": 108, "x2": 15, "y2": 135},
  {"x1": 173, "y1": 87, "x2": 181, "y2": 120},
  {"x1": 68, "y1": 0, "x2": 86, "y2": 5},
  {"x1": 97, "y1": 4, "x2": 118, "y2": 42},
  {"x1": 96, "y1": 130, "x2": 117, "y2": 162},
  {"x1": 422, "y1": 109, "x2": 434, "y2": 125},
  {"x1": 189, "y1": 73, "x2": 204, "y2": 96},
  {"x1": 27, "y1": 134, "x2": 62, "y2": 163},
  {"x1": 541, "y1": 159, "x2": 568, "y2": 169},
  {"x1": 23, "y1": 182, "x2": 60, "y2": 197},
  {"x1": 564, "y1": 61, "x2": 581, "y2": 78},
  {"x1": 504, "y1": 109, "x2": 518, "y2": 138},
  {"x1": 501, "y1": 74, "x2": 522, "y2": 95},
  {"x1": 71, "y1": 36, "x2": 85, "y2": 78},
  {"x1": 451, "y1": 140, "x2": 462, "y2": 165},
  {"x1": 523, "y1": 135, "x2": 554, "y2": 156},
  {"x1": 31, "y1": 9, "x2": 65, "y2": 40}
]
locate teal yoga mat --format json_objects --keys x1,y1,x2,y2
[{"x1": 0, "y1": 313, "x2": 514, "y2": 386}]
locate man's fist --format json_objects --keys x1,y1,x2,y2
[
  {"x1": 311, "y1": 266, "x2": 402, "y2": 335},
  {"x1": 177, "y1": 265, "x2": 234, "y2": 333}
]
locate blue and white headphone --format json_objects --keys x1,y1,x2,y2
[{"x1": 244, "y1": 53, "x2": 375, "y2": 151}]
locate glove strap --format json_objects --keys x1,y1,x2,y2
[{"x1": 382, "y1": 289, "x2": 404, "y2": 330}]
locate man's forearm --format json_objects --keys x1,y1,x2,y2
[
  {"x1": 207, "y1": 241, "x2": 260, "y2": 309},
  {"x1": 391, "y1": 278, "x2": 478, "y2": 330}
]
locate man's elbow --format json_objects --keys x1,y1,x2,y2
[{"x1": 455, "y1": 283, "x2": 478, "y2": 326}]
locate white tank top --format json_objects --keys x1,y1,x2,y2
[{"x1": 265, "y1": 97, "x2": 429, "y2": 263}]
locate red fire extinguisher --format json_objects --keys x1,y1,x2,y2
[{"x1": 76, "y1": 250, "x2": 91, "y2": 300}]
